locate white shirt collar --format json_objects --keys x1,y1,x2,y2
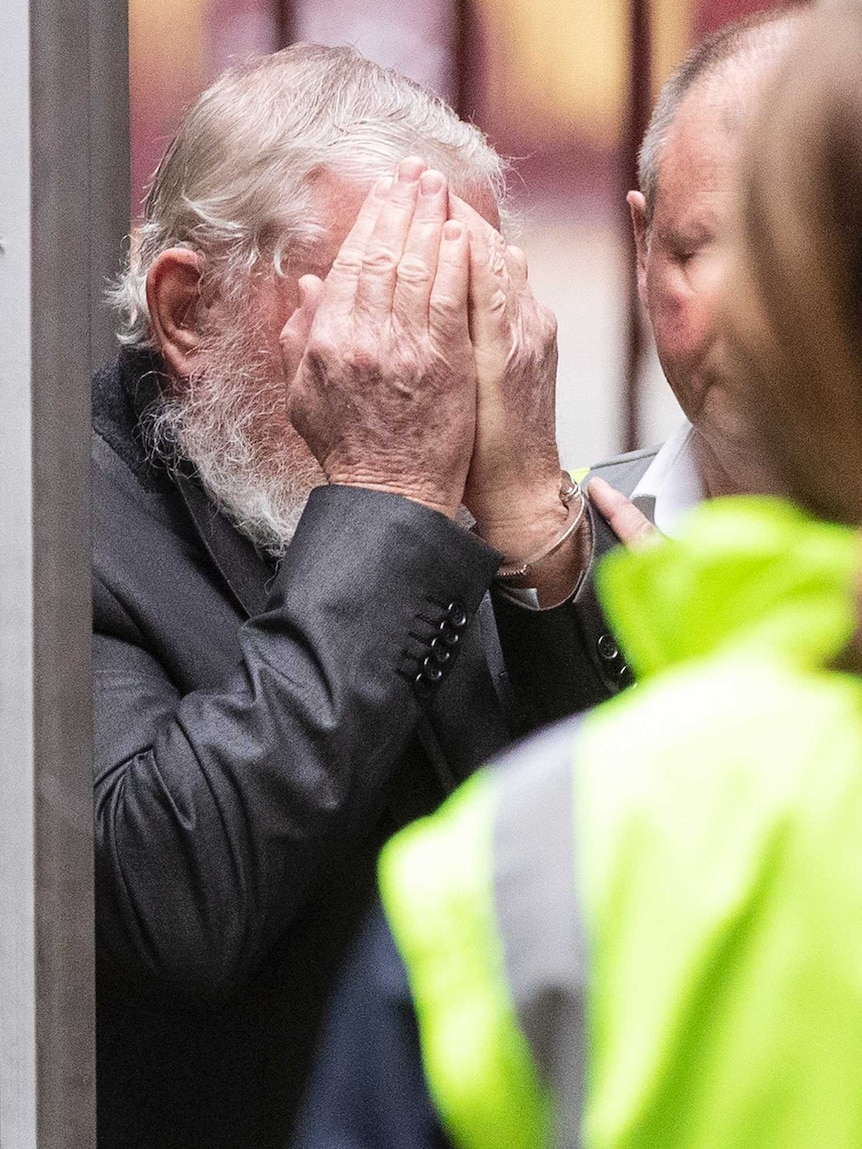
[{"x1": 631, "y1": 420, "x2": 706, "y2": 537}]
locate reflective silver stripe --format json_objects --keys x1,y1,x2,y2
[{"x1": 491, "y1": 719, "x2": 586, "y2": 1149}]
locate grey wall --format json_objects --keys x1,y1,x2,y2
[{"x1": 0, "y1": 0, "x2": 128, "y2": 1144}]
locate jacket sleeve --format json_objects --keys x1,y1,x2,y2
[
  {"x1": 492, "y1": 503, "x2": 634, "y2": 732},
  {"x1": 93, "y1": 482, "x2": 501, "y2": 996}
]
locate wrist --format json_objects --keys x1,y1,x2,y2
[
  {"x1": 486, "y1": 472, "x2": 592, "y2": 608},
  {"x1": 470, "y1": 476, "x2": 567, "y2": 557},
  {"x1": 497, "y1": 513, "x2": 591, "y2": 608},
  {"x1": 326, "y1": 473, "x2": 463, "y2": 520}
]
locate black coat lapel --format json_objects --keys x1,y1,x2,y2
[
  {"x1": 111, "y1": 346, "x2": 273, "y2": 620},
  {"x1": 173, "y1": 470, "x2": 272, "y2": 619}
]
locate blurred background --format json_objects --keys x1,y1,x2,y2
[{"x1": 129, "y1": 0, "x2": 788, "y2": 467}]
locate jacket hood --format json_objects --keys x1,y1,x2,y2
[{"x1": 597, "y1": 497, "x2": 862, "y2": 680}]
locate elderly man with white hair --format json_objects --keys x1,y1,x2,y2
[{"x1": 93, "y1": 43, "x2": 578, "y2": 1149}]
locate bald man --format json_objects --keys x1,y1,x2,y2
[{"x1": 496, "y1": 4, "x2": 803, "y2": 726}]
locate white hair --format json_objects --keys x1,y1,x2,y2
[
  {"x1": 638, "y1": 6, "x2": 806, "y2": 221},
  {"x1": 111, "y1": 42, "x2": 508, "y2": 345}
]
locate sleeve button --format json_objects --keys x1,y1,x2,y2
[
  {"x1": 446, "y1": 601, "x2": 468, "y2": 629},
  {"x1": 597, "y1": 633, "x2": 619, "y2": 661},
  {"x1": 437, "y1": 620, "x2": 461, "y2": 647},
  {"x1": 421, "y1": 657, "x2": 445, "y2": 683},
  {"x1": 429, "y1": 637, "x2": 452, "y2": 665}
]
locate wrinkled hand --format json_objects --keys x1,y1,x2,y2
[
  {"x1": 281, "y1": 159, "x2": 477, "y2": 519},
  {"x1": 450, "y1": 196, "x2": 564, "y2": 558},
  {"x1": 588, "y1": 477, "x2": 659, "y2": 549}
]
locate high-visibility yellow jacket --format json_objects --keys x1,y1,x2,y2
[{"x1": 380, "y1": 497, "x2": 862, "y2": 1149}]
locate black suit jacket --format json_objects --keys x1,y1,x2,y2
[
  {"x1": 92, "y1": 346, "x2": 650, "y2": 1148},
  {"x1": 492, "y1": 445, "x2": 658, "y2": 726},
  {"x1": 92, "y1": 349, "x2": 516, "y2": 1148}
]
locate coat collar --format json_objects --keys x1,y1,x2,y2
[
  {"x1": 98, "y1": 346, "x2": 273, "y2": 618},
  {"x1": 172, "y1": 468, "x2": 272, "y2": 618}
]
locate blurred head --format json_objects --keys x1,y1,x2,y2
[
  {"x1": 722, "y1": 0, "x2": 862, "y2": 527},
  {"x1": 628, "y1": 8, "x2": 804, "y2": 463},
  {"x1": 111, "y1": 44, "x2": 505, "y2": 553}
]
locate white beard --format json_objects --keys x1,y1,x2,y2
[{"x1": 148, "y1": 318, "x2": 325, "y2": 558}]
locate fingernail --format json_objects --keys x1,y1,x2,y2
[
  {"x1": 419, "y1": 170, "x2": 445, "y2": 195},
  {"x1": 397, "y1": 157, "x2": 425, "y2": 183},
  {"x1": 374, "y1": 176, "x2": 393, "y2": 197},
  {"x1": 443, "y1": 221, "x2": 462, "y2": 241}
]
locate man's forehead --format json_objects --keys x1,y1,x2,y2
[
  {"x1": 306, "y1": 171, "x2": 373, "y2": 238},
  {"x1": 658, "y1": 43, "x2": 792, "y2": 193},
  {"x1": 653, "y1": 84, "x2": 746, "y2": 214},
  {"x1": 306, "y1": 167, "x2": 501, "y2": 249}
]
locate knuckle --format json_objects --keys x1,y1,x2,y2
[
  {"x1": 488, "y1": 288, "x2": 508, "y2": 315},
  {"x1": 430, "y1": 294, "x2": 466, "y2": 328},
  {"x1": 508, "y1": 244, "x2": 527, "y2": 268},
  {"x1": 362, "y1": 246, "x2": 399, "y2": 274},
  {"x1": 388, "y1": 184, "x2": 419, "y2": 207},
  {"x1": 490, "y1": 250, "x2": 507, "y2": 277},
  {"x1": 345, "y1": 336, "x2": 379, "y2": 373},
  {"x1": 307, "y1": 331, "x2": 340, "y2": 365},
  {"x1": 397, "y1": 253, "x2": 434, "y2": 285},
  {"x1": 331, "y1": 250, "x2": 364, "y2": 277},
  {"x1": 542, "y1": 308, "x2": 558, "y2": 339}
]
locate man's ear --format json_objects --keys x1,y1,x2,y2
[
  {"x1": 627, "y1": 190, "x2": 650, "y2": 305},
  {"x1": 146, "y1": 248, "x2": 207, "y2": 379}
]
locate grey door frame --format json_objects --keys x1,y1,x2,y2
[{"x1": 0, "y1": 0, "x2": 128, "y2": 1143}]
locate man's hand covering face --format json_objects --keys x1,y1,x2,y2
[
  {"x1": 281, "y1": 156, "x2": 587, "y2": 605},
  {"x1": 281, "y1": 157, "x2": 477, "y2": 520},
  {"x1": 451, "y1": 194, "x2": 563, "y2": 561}
]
